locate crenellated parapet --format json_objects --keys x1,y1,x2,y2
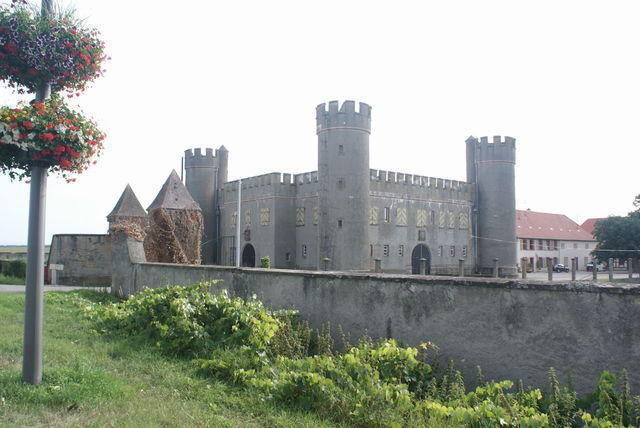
[
  {"x1": 316, "y1": 100, "x2": 372, "y2": 134},
  {"x1": 184, "y1": 147, "x2": 217, "y2": 168},
  {"x1": 369, "y1": 168, "x2": 472, "y2": 195},
  {"x1": 466, "y1": 135, "x2": 516, "y2": 164}
]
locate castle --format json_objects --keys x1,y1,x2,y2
[{"x1": 182, "y1": 100, "x2": 517, "y2": 276}]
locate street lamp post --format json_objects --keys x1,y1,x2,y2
[{"x1": 22, "y1": 0, "x2": 53, "y2": 385}]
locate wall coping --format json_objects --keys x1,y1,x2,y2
[{"x1": 136, "y1": 262, "x2": 640, "y2": 296}]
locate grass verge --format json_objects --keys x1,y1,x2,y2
[
  {"x1": 0, "y1": 290, "x2": 340, "y2": 427},
  {"x1": 0, "y1": 274, "x2": 24, "y2": 285}
]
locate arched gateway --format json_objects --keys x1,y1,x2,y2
[
  {"x1": 411, "y1": 244, "x2": 431, "y2": 274},
  {"x1": 241, "y1": 244, "x2": 256, "y2": 267}
]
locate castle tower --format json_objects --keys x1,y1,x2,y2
[
  {"x1": 146, "y1": 170, "x2": 203, "y2": 264},
  {"x1": 184, "y1": 146, "x2": 228, "y2": 264},
  {"x1": 317, "y1": 100, "x2": 371, "y2": 271},
  {"x1": 466, "y1": 135, "x2": 517, "y2": 277},
  {"x1": 106, "y1": 184, "x2": 148, "y2": 230}
]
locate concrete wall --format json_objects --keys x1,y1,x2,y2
[
  {"x1": 111, "y1": 233, "x2": 640, "y2": 395},
  {"x1": 48, "y1": 234, "x2": 111, "y2": 286}
]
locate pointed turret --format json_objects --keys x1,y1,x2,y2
[
  {"x1": 107, "y1": 184, "x2": 148, "y2": 228},
  {"x1": 148, "y1": 170, "x2": 201, "y2": 211},
  {"x1": 145, "y1": 170, "x2": 203, "y2": 265}
]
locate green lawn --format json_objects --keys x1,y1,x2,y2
[
  {"x1": 0, "y1": 274, "x2": 25, "y2": 285},
  {"x1": 0, "y1": 291, "x2": 340, "y2": 427}
]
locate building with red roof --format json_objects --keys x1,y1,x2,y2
[
  {"x1": 516, "y1": 209, "x2": 596, "y2": 271},
  {"x1": 580, "y1": 218, "x2": 605, "y2": 235}
]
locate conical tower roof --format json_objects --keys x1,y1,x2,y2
[
  {"x1": 107, "y1": 184, "x2": 147, "y2": 221},
  {"x1": 148, "y1": 170, "x2": 201, "y2": 211}
]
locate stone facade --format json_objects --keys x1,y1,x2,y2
[{"x1": 185, "y1": 100, "x2": 517, "y2": 275}]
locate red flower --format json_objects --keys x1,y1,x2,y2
[
  {"x1": 42, "y1": 133, "x2": 55, "y2": 142},
  {"x1": 23, "y1": 121, "x2": 32, "y2": 129},
  {"x1": 45, "y1": 123, "x2": 54, "y2": 129}
]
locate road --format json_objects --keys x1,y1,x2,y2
[{"x1": 0, "y1": 284, "x2": 110, "y2": 293}]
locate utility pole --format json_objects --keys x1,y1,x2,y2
[
  {"x1": 23, "y1": 0, "x2": 53, "y2": 385},
  {"x1": 235, "y1": 179, "x2": 241, "y2": 267}
]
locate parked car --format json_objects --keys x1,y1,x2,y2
[
  {"x1": 553, "y1": 264, "x2": 570, "y2": 272},
  {"x1": 586, "y1": 262, "x2": 604, "y2": 272}
]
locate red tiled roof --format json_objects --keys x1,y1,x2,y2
[
  {"x1": 580, "y1": 218, "x2": 605, "y2": 235},
  {"x1": 516, "y1": 210, "x2": 595, "y2": 241}
]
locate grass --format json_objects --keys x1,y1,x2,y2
[
  {"x1": 0, "y1": 290, "x2": 341, "y2": 427},
  {"x1": 0, "y1": 274, "x2": 25, "y2": 285}
]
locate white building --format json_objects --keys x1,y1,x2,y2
[{"x1": 516, "y1": 210, "x2": 596, "y2": 271}]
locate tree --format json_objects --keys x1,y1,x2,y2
[{"x1": 592, "y1": 208, "x2": 640, "y2": 271}]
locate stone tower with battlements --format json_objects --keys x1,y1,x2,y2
[
  {"x1": 184, "y1": 146, "x2": 228, "y2": 264},
  {"x1": 466, "y1": 135, "x2": 517, "y2": 276},
  {"x1": 316, "y1": 100, "x2": 371, "y2": 271}
]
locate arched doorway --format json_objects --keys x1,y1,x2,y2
[
  {"x1": 242, "y1": 244, "x2": 256, "y2": 267},
  {"x1": 411, "y1": 244, "x2": 431, "y2": 274}
]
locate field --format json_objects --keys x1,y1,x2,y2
[{"x1": 0, "y1": 291, "x2": 338, "y2": 427}]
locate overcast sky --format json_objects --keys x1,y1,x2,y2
[{"x1": 1, "y1": 0, "x2": 639, "y2": 245}]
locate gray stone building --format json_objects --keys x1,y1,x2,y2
[{"x1": 184, "y1": 100, "x2": 517, "y2": 276}]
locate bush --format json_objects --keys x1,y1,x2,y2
[
  {"x1": 260, "y1": 256, "x2": 270, "y2": 268},
  {"x1": 8, "y1": 259, "x2": 25, "y2": 278}
]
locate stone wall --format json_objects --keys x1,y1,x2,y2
[
  {"x1": 111, "y1": 232, "x2": 640, "y2": 395},
  {"x1": 48, "y1": 234, "x2": 111, "y2": 286}
]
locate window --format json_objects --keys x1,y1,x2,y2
[
  {"x1": 462, "y1": 246, "x2": 467, "y2": 257},
  {"x1": 438, "y1": 246, "x2": 443, "y2": 257},
  {"x1": 573, "y1": 243, "x2": 578, "y2": 249},
  {"x1": 313, "y1": 206, "x2": 319, "y2": 225},
  {"x1": 383, "y1": 244, "x2": 390, "y2": 257},
  {"x1": 537, "y1": 240, "x2": 543, "y2": 250},
  {"x1": 296, "y1": 207, "x2": 305, "y2": 226},
  {"x1": 554, "y1": 240, "x2": 558, "y2": 250},
  {"x1": 396, "y1": 207, "x2": 407, "y2": 226},
  {"x1": 585, "y1": 243, "x2": 589, "y2": 249},
  {"x1": 369, "y1": 207, "x2": 379, "y2": 225},
  {"x1": 398, "y1": 245, "x2": 404, "y2": 257},
  {"x1": 430, "y1": 210, "x2": 435, "y2": 224},
  {"x1": 244, "y1": 209, "x2": 251, "y2": 227},
  {"x1": 529, "y1": 240, "x2": 534, "y2": 250},
  {"x1": 285, "y1": 252, "x2": 291, "y2": 262},
  {"x1": 370, "y1": 244, "x2": 374, "y2": 257},
  {"x1": 231, "y1": 212, "x2": 237, "y2": 227},
  {"x1": 459, "y1": 212, "x2": 469, "y2": 229},
  {"x1": 561, "y1": 242, "x2": 565, "y2": 249},
  {"x1": 418, "y1": 230, "x2": 426, "y2": 241},
  {"x1": 439, "y1": 211, "x2": 446, "y2": 228},
  {"x1": 521, "y1": 239, "x2": 526, "y2": 250},
  {"x1": 302, "y1": 245, "x2": 307, "y2": 258},
  {"x1": 337, "y1": 219, "x2": 343, "y2": 228},
  {"x1": 546, "y1": 240, "x2": 551, "y2": 250},
  {"x1": 383, "y1": 207, "x2": 390, "y2": 222},
  {"x1": 416, "y1": 209, "x2": 427, "y2": 227},
  {"x1": 230, "y1": 247, "x2": 236, "y2": 265},
  {"x1": 449, "y1": 246, "x2": 455, "y2": 257},
  {"x1": 337, "y1": 178, "x2": 345, "y2": 190},
  {"x1": 448, "y1": 212, "x2": 455, "y2": 229},
  {"x1": 260, "y1": 207, "x2": 270, "y2": 226},
  {"x1": 338, "y1": 144, "x2": 344, "y2": 154}
]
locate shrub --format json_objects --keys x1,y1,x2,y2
[
  {"x1": 8, "y1": 259, "x2": 25, "y2": 278},
  {"x1": 260, "y1": 256, "x2": 270, "y2": 268}
]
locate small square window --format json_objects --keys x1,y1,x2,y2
[
  {"x1": 418, "y1": 230, "x2": 426, "y2": 241},
  {"x1": 462, "y1": 246, "x2": 467, "y2": 257},
  {"x1": 302, "y1": 245, "x2": 308, "y2": 258},
  {"x1": 438, "y1": 246, "x2": 443, "y2": 257},
  {"x1": 449, "y1": 246, "x2": 455, "y2": 257},
  {"x1": 337, "y1": 219, "x2": 343, "y2": 228},
  {"x1": 383, "y1": 244, "x2": 390, "y2": 257},
  {"x1": 398, "y1": 245, "x2": 404, "y2": 257},
  {"x1": 285, "y1": 252, "x2": 291, "y2": 261},
  {"x1": 383, "y1": 207, "x2": 390, "y2": 222},
  {"x1": 337, "y1": 178, "x2": 345, "y2": 190},
  {"x1": 338, "y1": 144, "x2": 344, "y2": 154},
  {"x1": 370, "y1": 244, "x2": 374, "y2": 257}
]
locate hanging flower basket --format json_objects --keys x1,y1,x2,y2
[
  {"x1": 0, "y1": 3, "x2": 107, "y2": 94},
  {"x1": 0, "y1": 96, "x2": 105, "y2": 181}
]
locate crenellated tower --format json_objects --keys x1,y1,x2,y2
[
  {"x1": 184, "y1": 146, "x2": 228, "y2": 264},
  {"x1": 466, "y1": 135, "x2": 517, "y2": 277},
  {"x1": 317, "y1": 100, "x2": 371, "y2": 270}
]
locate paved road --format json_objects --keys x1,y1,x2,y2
[{"x1": 0, "y1": 284, "x2": 110, "y2": 293}]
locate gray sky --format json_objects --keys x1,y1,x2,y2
[{"x1": 1, "y1": 0, "x2": 638, "y2": 245}]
